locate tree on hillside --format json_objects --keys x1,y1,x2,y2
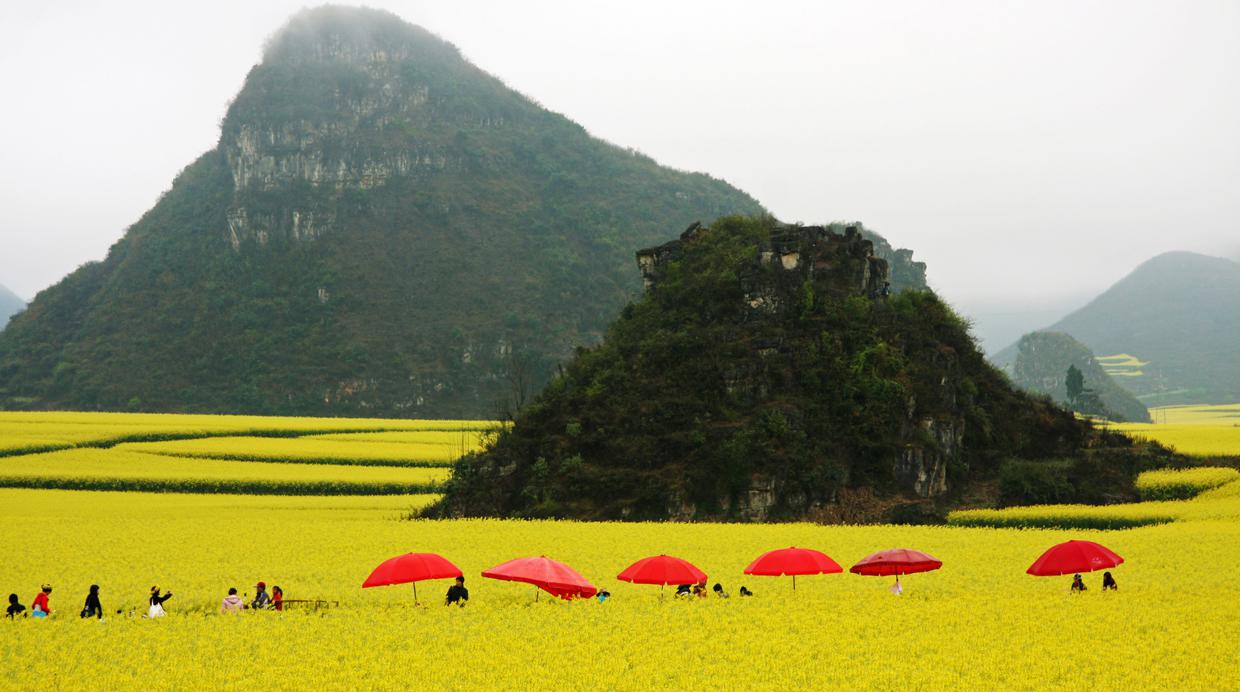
[{"x1": 1066, "y1": 365, "x2": 1084, "y2": 403}]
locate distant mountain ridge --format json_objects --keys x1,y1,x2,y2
[
  {"x1": 0, "y1": 6, "x2": 922, "y2": 416},
  {"x1": 994, "y1": 251, "x2": 1240, "y2": 405},
  {"x1": 0, "y1": 285, "x2": 24, "y2": 331}
]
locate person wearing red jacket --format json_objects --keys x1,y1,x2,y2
[{"x1": 31, "y1": 585, "x2": 52, "y2": 617}]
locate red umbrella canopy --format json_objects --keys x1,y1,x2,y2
[
  {"x1": 1027, "y1": 540, "x2": 1124, "y2": 576},
  {"x1": 617, "y1": 555, "x2": 707, "y2": 585},
  {"x1": 362, "y1": 552, "x2": 462, "y2": 588},
  {"x1": 850, "y1": 549, "x2": 943, "y2": 576},
  {"x1": 482, "y1": 556, "x2": 598, "y2": 599},
  {"x1": 745, "y1": 547, "x2": 843, "y2": 576}
]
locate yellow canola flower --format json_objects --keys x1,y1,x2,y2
[
  {"x1": 0, "y1": 489, "x2": 1237, "y2": 690},
  {"x1": 0, "y1": 448, "x2": 449, "y2": 494},
  {"x1": 119, "y1": 435, "x2": 480, "y2": 467}
]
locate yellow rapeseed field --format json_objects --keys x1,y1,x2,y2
[
  {"x1": 1135, "y1": 467, "x2": 1240, "y2": 499},
  {"x1": 119, "y1": 435, "x2": 482, "y2": 467},
  {"x1": 1, "y1": 411, "x2": 1238, "y2": 689},
  {"x1": 0, "y1": 411, "x2": 495, "y2": 453},
  {"x1": 1099, "y1": 404, "x2": 1240, "y2": 457},
  {"x1": 0, "y1": 448, "x2": 449, "y2": 494},
  {"x1": 1, "y1": 489, "x2": 1239, "y2": 689}
]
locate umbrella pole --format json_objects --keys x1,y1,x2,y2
[
  {"x1": 535, "y1": 586, "x2": 539, "y2": 603},
  {"x1": 413, "y1": 582, "x2": 418, "y2": 605},
  {"x1": 793, "y1": 575, "x2": 796, "y2": 592}
]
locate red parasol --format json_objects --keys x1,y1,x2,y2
[
  {"x1": 850, "y1": 548, "x2": 942, "y2": 580},
  {"x1": 617, "y1": 555, "x2": 707, "y2": 590},
  {"x1": 482, "y1": 556, "x2": 597, "y2": 601},
  {"x1": 744, "y1": 547, "x2": 843, "y2": 590},
  {"x1": 362, "y1": 552, "x2": 463, "y2": 603},
  {"x1": 1027, "y1": 540, "x2": 1124, "y2": 576}
]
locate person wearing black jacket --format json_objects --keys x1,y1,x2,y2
[
  {"x1": 6, "y1": 593, "x2": 25, "y2": 619},
  {"x1": 444, "y1": 576, "x2": 469, "y2": 606},
  {"x1": 81, "y1": 585, "x2": 103, "y2": 619}
]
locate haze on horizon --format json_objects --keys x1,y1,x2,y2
[{"x1": 1, "y1": 0, "x2": 1237, "y2": 350}]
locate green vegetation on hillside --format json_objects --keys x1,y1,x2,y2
[
  {"x1": 0, "y1": 7, "x2": 796, "y2": 418},
  {"x1": 430, "y1": 216, "x2": 1173, "y2": 521}
]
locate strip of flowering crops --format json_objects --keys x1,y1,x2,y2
[
  {"x1": 1135, "y1": 467, "x2": 1240, "y2": 500},
  {"x1": 0, "y1": 412, "x2": 495, "y2": 457},
  {"x1": 0, "y1": 489, "x2": 1237, "y2": 689},
  {"x1": 0, "y1": 448, "x2": 450, "y2": 494},
  {"x1": 118, "y1": 435, "x2": 483, "y2": 467}
]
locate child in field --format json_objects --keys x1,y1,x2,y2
[
  {"x1": 738, "y1": 586, "x2": 753, "y2": 597},
  {"x1": 6, "y1": 593, "x2": 26, "y2": 619},
  {"x1": 1070, "y1": 574, "x2": 1087, "y2": 592},
  {"x1": 81, "y1": 585, "x2": 103, "y2": 619},
  {"x1": 890, "y1": 577, "x2": 903, "y2": 596},
  {"x1": 1101, "y1": 572, "x2": 1117, "y2": 591},
  {"x1": 675, "y1": 584, "x2": 692, "y2": 598},
  {"x1": 596, "y1": 590, "x2": 610, "y2": 603},
  {"x1": 272, "y1": 585, "x2": 284, "y2": 611},
  {"x1": 31, "y1": 585, "x2": 52, "y2": 617},
  {"x1": 149, "y1": 586, "x2": 173, "y2": 617},
  {"x1": 221, "y1": 587, "x2": 246, "y2": 614},
  {"x1": 712, "y1": 583, "x2": 729, "y2": 598}
]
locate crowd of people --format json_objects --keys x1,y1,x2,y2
[
  {"x1": 5, "y1": 581, "x2": 285, "y2": 620},
  {"x1": 5, "y1": 571, "x2": 1116, "y2": 619}
]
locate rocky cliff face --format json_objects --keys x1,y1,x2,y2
[{"x1": 430, "y1": 216, "x2": 1102, "y2": 522}]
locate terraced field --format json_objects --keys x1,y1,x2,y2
[{"x1": 0, "y1": 412, "x2": 493, "y2": 494}]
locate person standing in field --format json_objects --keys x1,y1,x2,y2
[
  {"x1": 1070, "y1": 574, "x2": 1087, "y2": 592},
  {"x1": 31, "y1": 585, "x2": 52, "y2": 618},
  {"x1": 272, "y1": 585, "x2": 284, "y2": 611},
  {"x1": 149, "y1": 586, "x2": 173, "y2": 617},
  {"x1": 81, "y1": 585, "x2": 103, "y2": 619},
  {"x1": 221, "y1": 587, "x2": 247, "y2": 614},
  {"x1": 251, "y1": 582, "x2": 271, "y2": 610},
  {"x1": 6, "y1": 593, "x2": 26, "y2": 619},
  {"x1": 1101, "y1": 572, "x2": 1117, "y2": 591},
  {"x1": 445, "y1": 576, "x2": 468, "y2": 606}
]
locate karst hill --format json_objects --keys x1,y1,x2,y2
[
  {"x1": 430, "y1": 216, "x2": 1174, "y2": 522},
  {"x1": 1, "y1": 6, "x2": 791, "y2": 416}
]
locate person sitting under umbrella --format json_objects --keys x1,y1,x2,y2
[
  {"x1": 1102, "y1": 572, "x2": 1117, "y2": 591},
  {"x1": 445, "y1": 576, "x2": 469, "y2": 607},
  {"x1": 1071, "y1": 574, "x2": 1087, "y2": 592}
]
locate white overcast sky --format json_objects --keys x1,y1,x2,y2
[{"x1": 1, "y1": 0, "x2": 1237, "y2": 347}]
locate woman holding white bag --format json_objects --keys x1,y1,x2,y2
[{"x1": 148, "y1": 586, "x2": 173, "y2": 618}]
